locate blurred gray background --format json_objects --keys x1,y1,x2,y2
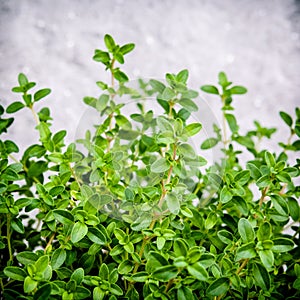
[{"x1": 0, "y1": 0, "x2": 299, "y2": 152}]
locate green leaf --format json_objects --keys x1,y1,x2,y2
[
  {"x1": 288, "y1": 197, "x2": 300, "y2": 221},
  {"x1": 257, "y1": 222, "x2": 272, "y2": 241},
  {"x1": 225, "y1": 114, "x2": 239, "y2": 133},
  {"x1": 24, "y1": 276, "x2": 38, "y2": 293},
  {"x1": 11, "y1": 218, "x2": 24, "y2": 234},
  {"x1": 120, "y1": 43, "x2": 135, "y2": 55},
  {"x1": 71, "y1": 268, "x2": 84, "y2": 285},
  {"x1": 165, "y1": 193, "x2": 180, "y2": 214},
  {"x1": 293, "y1": 278, "x2": 300, "y2": 290},
  {"x1": 272, "y1": 238, "x2": 295, "y2": 252},
  {"x1": 83, "y1": 96, "x2": 97, "y2": 108},
  {"x1": 93, "y1": 50, "x2": 110, "y2": 64},
  {"x1": 156, "y1": 116, "x2": 173, "y2": 132},
  {"x1": 4, "y1": 140, "x2": 19, "y2": 154},
  {"x1": 176, "y1": 69, "x2": 189, "y2": 83},
  {"x1": 258, "y1": 249, "x2": 274, "y2": 270},
  {"x1": 276, "y1": 171, "x2": 291, "y2": 183},
  {"x1": 97, "y1": 94, "x2": 110, "y2": 112},
  {"x1": 6, "y1": 101, "x2": 25, "y2": 113},
  {"x1": 256, "y1": 174, "x2": 270, "y2": 188},
  {"x1": 16, "y1": 251, "x2": 38, "y2": 265},
  {"x1": 112, "y1": 70, "x2": 127, "y2": 83},
  {"x1": 52, "y1": 130, "x2": 67, "y2": 145},
  {"x1": 37, "y1": 122, "x2": 51, "y2": 142},
  {"x1": 161, "y1": 87, "x2": 175, "y2": 100},
  {"x1": 235, "y1": 135, "x2": 255, "y2": 149},
  {"x1": 87, "y1": 227, "x2": 107, "y2": 245},
  {"x1": 71, "y1": 222, "x2": 88, "y2": 243},
  {"x1": 253, "y1": 263, "x2": 270, "y2": 291},
  {"x1": 234, "y1": 170, "x2": 250, "y2": 186},
  {"x1": 201, "y1": 85, "x2": 219, "y2": 95},
  {"x1": 109, "y1": 283, "x2": 123, "y2": 296},
  {"x1": 115, "y1": 115, "x2": 132, "y2": 130},
  {"x1": 184, "y1": 123, "x2": 202, "y2": 137},
  {"x1": 247, "y1": 163, "x2": 261, "y2": 180},
  {"x1": 177, "y1": 108, "x2": 190, "y2": 121},
  {"x1": 118, "y1": 260, "x2": 133, "y2": 274},
  {"x1": 93, "y1": 286, "x2": 105, "y2": 300},
  {"x1": 33, "y1": 283, "x2": 51, "y2": 300},
  {"x1": 238, "y1": 218, "x2": 255, "y2": 243},
  {"x1": 96, "y1": 81, "x2": 108, "y2": 90},
  {"x1": 173, "y1": 239, "x2": 188, "y2": 257},
  {"x1": 218, "y1": 72, "x2": 228, "y2": 87},
  {"x1": 265, "y1": 151, "x2": 275, "y2": 167},
  {"x1": 150, "y1": 157, "x2": 169, "y2": 173},
  {"x1": 235, "y1": 242, "x2": 256, "y2": 261},
  {"x1": 201, "y1": 137, "x2": 219, "y2": 149},
  {"x1": 51, "y1": 248, "x2": 66, "y2": 269},
  {"x1": 131, "y1": 213, "x2": 152, "y2": 231},
  {"x1": 53, "y1": 209, "x2": 74, "y2": 225},
  {"x1": 152, "y1": 265, "x2": 178, "y2": 282},
  {"x1": 18, "y1": 73, "x2": 28, "y2": 86},
  {"x1": 177, "y1": 286, "x2": 194, "y2": 300},
  {"x1": 118, "y1": 129, "x2": 139, "y2": 140},
  {"x1": 114, "y1": 51, "x2": 124, "y2": 64},
  {"x1": 220, "y1": 186, "x2": 232, "y2": 204},
  {"x1": 35, "y1": 255, "x2": 49, "y2": 273},
  {"x1": 270, "y1": 195, "x2": 289, "y2": 216},
  {"x1": 187, "y1": 262, "x2": 208, "y2": 281},
  {"x1": 295, "y1": 125, "x2": 300, "y2": 137},
  {"x1": 74, "y1": 286, "x2": 91, "y2": 299},
  {"x1": 229, "y1": 86, "x2": 247, "y2": 95},
  {"x1": 178, "y1": 143, "x2": 196, "y2": 159},
  {"x1": 184, "y1": 156, "x2": 207, "y2": 167},
  {"x1": 23, "y1": 144, "x2": 46, "y2": 160},
  {"x1": 149, "y1": 79, "x2": 166, "y2": 93},
  {"x1": 88, "y1": 194, "x2": 113, "y2": 210},
  {"x1": 179, "y1": 98, "x2": 198, "y2": 112},
  {"x1": 49, "y1": 185, "x2": 65, "y2": 197},
  {"x1": 104, "y1": 34, "x2": 115, "y2": 52},
  {"x1": 99, "y1": 263, "x2": 109, "y2": 280},
  {"x1": 207, "y1": 277, "x2": 230, "y2": 296},
  {"x1": 217, "y1": 229, "x2": 234, "y2": 244},
  {"x1": 279, "y1": 111, "x2": 293, "y2": 127},
  {"x1": 130, "y1": 272, "x2": 148, "y2": 282},
  {"x1": 34, "y1": 88, "x2": 51, "y2": 102},
  {"x1": 4, "y1": 267, "x2": 27, "y2": 281},
  {"x1": 205, "y1": 212, "x2": 218, "y2": 230},
  {"x1": 146, "y1": 252, "x2": 168, "y2": 273}
]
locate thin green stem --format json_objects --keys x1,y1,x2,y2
[
  {"x1": 158, "y1": 144, "x2": 177, "y2": 208},
  {"x1": 6, "y1": 214, "x2": 13, "y2": 263},
  {"x1": 221, "y1": 97, "x2": 228, "y2": 147},
  {"x1": 44, "y1": 232, "x2": 56, "y2": 253},
  {"x1": 284, "y1": 130, "x2": 294, "y2": 153},
  {"x1": 0, "y1": 278, "x2": 4, "y2": 293},
  {"x1": 164, "y1": 278, "x2": 174, "y2": 293},
  {"x1": 106, "y1": 59, "x2": 116, "y2": 152},
  {"x1": 236, "y1": 258, "x2": 249, "y2": 275},
  {"x1": 259, "y1": 186, "x2": 269, "y2": 208},
  {"x1": 132, "y1": 233, "x2": 154, "y2": 274},
  {"x1": 8, "y1": 154, "x2": 19, "y2": 163},
  {"x1": 110, "y1": 58, "x2": 115, "y2": 91},
  {"x1": 193, "y1": 182, "x2": 203, "y2": 195},
  {"x1": 29, "y1": 105, "x2": 40, "y2": 125}
]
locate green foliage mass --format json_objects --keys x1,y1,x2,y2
[{"x1": 0, "y1": 34, "x2": 300, "y2": 299}]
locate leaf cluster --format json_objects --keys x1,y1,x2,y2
[{"x1": 0, "y1": 35, "x2": 300, "y2": 300}]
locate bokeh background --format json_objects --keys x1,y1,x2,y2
[{"x1": 0, "y1": 0, "x2": 299, "y2": 153}]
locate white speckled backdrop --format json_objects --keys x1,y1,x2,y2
[{"x1": 0, "y1": 0, "x2": 299, "y2": 153}]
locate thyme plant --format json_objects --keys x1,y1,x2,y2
[{"x1": 0, "y1": 34, "x2": 299, "y2": 299}]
